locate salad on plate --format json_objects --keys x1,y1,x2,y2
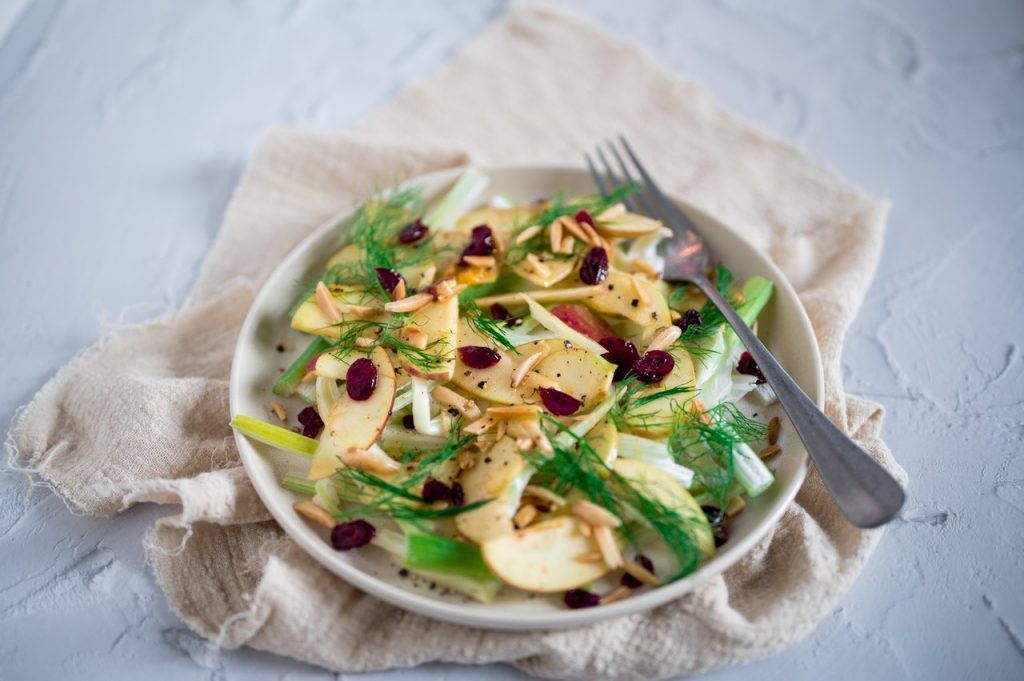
[{"x1": 231, "y1": 170, "x2": 783, "y2": 608}]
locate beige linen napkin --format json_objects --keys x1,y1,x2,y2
[{"x1": 8, "y1": 4, "x2": 906, "y2": 679}]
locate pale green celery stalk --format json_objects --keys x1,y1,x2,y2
[
  {"x1": 315, "y1": 478, "x2": 342, "y2": 514},
  {"x1": 371, "y1": 529, "x2": 503, "y2": 602},
  {"x1": 231, "y1": 414, "x2": 317, "y2": 458},
  {"x1": 422, "y1": 169, "x2": 490, "y2": 230},
  {"x1": 730, "y1": 441, "x2": 773, "y2": 497},
  {"x1": 391, "y1": 382, "x2": 414, "y2": 412},
  {"x1": 282, "y1": 472, "x2": 316, "y2": 496},
  {"x1": 273, "y1": 337, "x2": 330, "y2": 397},
  {"x1": 294, "y1": 381, "x2": 318, "y2": 405},
  {"x1": 522, "y1": 295, "x2": 612, "y2": 360},
  {"x1": 379, "y1": 425, "x2": 448, "y2": 452}
]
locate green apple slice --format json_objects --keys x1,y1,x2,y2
[
  {"x1": 291, "y1": 285, "x2": 379, "y2": 340},
  {"x1": 481, "y1": 516, "x2": 611, "y2": 593},
  {"x1": 399, "y1": 294, "x2": 458, "y2": 381},
  {"x1": 308, "y1": 346, "x2": 396, "y2": 480},
  {"x1": 449, "y1": 339, "x2": 556, "y2": 405},
  {"x1": 583, "y1": 270, "x2": 671, "y2": 327},
  {"x1": 455, "y1": 437, "x2": 529, "y2": 542},
  {"x1": 509, "y1": 256, "x2": 575, "y2": 288},
  {"x1": 533, "y1": 346, "x2": 614, "y2": 411},
  {"x1": 627, "y1": 347, "x2": 697, "y2": 438}
]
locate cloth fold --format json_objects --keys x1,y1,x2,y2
[{"x1": 8, "y1": 3, "x2": 905, "y2": 679}]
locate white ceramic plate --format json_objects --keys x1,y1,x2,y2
[{"x1": 229, "y1": 165, "x2": 824, "y2": 630}]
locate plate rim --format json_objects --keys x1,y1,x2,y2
[{"x1": 229, "y1": 163, "x2": 824, "y2": 630}]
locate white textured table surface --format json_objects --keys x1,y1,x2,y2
[{"x1": 2, "y1": 1, "x2": 1022, "y2": 679}]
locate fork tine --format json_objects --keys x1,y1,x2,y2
[
  {"x1": 607, "y1": 142, "x2": 658, "y2": 218},
  {"x1": 617, "y1": 135, "x2": 694, "y2": 229},
  {"x1": 596, "y1": 146, "x2": 639, "y2": 212},
  {"x1": 584, "y1": 152, "x2": 609, "y2": 197}
]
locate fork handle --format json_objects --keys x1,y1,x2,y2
[{"x1": 694, "y1": 277, "x2": 905, "y2": 528}]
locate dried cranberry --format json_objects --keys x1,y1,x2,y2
[
  {"x1": 538, "y1": 387, "x2": 583, "y2": 416},
  {"x1": 398, "y1": 219, "x2": 429, "y2": 244},
  {"x1": 375, "y1": 267, "x2": 403, "y2": 293},
  {"x1": 564, "y1": 588, "x2": 600, "y2": 609},
  {"x1": 620, "y1": 554, "x2": 655, "y2": 588},
  {"x1": 421, "y1": 478, "x2": 451, "y2": 503},
  {"x1": 460, "y1": 225, "x2": 495, "y2": 263},
  {"x1": 450, "y1": 482, "x2": 465, "y2": 507},
  {"x1": 675, "y1": 309, "x2": 702, "y2": 333},
  {"x1": 600, "y1": 337, "x2": 640, "y2": 382},
  {"x1": 713, "y1": 523, "x2": 729, "y2": 547},
  {"x1": 575, "y1": 210, "x2": 595, "y2": 228},
  {"x1": 701, "y1": 505, "x2": 724, "y2": 526},
  {"x1": 737, "y1": 351, "x2": 766, "y2": 384},
  {"x1": 297, "y1": 406, "x2": 324, "y2": 438},
  {"x1": 490, "y1": 303, "x2": 510, "y2": 321},
  {"x1": 634, "y1": 350, "x2": 674, "y2": 383},
  {"x1": 458, "y1": 345, "x2": 502, "y2": 369},
  {"x1": 346, "y1": 358, "x2": 377, "y2": 401},
  {"x1": 579, "y1": 247, "x2": 609, "y2": 285},
  {"x1": 702, "y1": 506, "x2": 729, "y2": 546},
  {"x1": 402, "y1": 414, "x2": 415, "y2": 429},
  {"x1": 331, "y1": 519, "x2": 376, "y2": 550}
]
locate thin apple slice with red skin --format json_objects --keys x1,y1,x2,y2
[
  {"x1": 308, "y1": 346, "x2": 396, "y2": 480},
  {"x1": 399, "y1": 294, "x2": 458, "y2": 381},
  {"x1": 550, "y1": 304, "x2": 618, "y2": 343}
]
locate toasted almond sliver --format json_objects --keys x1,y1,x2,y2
[
  {"x1": 514, "y1": 436, "x2": 534, "y2": 451},
  {"x1": 578, "y1": 521, "x2": 592, "y2": 538},
  {"x1": 514, "y1": 504, "x2": 538, "y2": 528},
  {"x1": 524, "y1": 253, "x2": 552, "y2": 279},
  {"x1": 549, "y1": 218, "x2": 563, "y2": 253},
  {"x1": 341, "y1": 447, "x2": 401, "y2": 475},
  {"x1": 354, "y1": 336, "x2": 375, "y2": 348},
  {"x1": 559, "y1": 235, "x2": 575, "y2": 255},
  {"x1": 293, "y1": 500, "x2": 336, "y2": 529},
  {"x1": 574, "y1": 551, "x2": 604, "y2": 564},
  {"x1": 456, "y1": 449, "x2": 476, "y2": 469},
  {"x1": 596, "y1": 202, "x2": 627, "y2": 222},
  {"x1": 487, "y1": 404, "x2": 541, "y2": 420},
  {"x1": 495, "y1": 417, "x2": 508, "y2": 441},
  {"x1": 520, "y1": 372, "x2": 559, "y2": 390},
  {"x1": 572, "y1": 500, "x2": 621, "y2": 528},
  {"x1": 462, "y1": 255, "x2": 496, "y2": 268},
  {"x1": 270, "y1": 401, "x2": 287, "y2": 423},
  {"x1": 315, "y1": 281, "x2": 342, "y2": 324},
  {"x1": 600, "y1": 585, "x2": 632, "y2": 605},
  {"x1": 432, "y1": 385, "x2": 482, "y2": 420},
  {"x1": 578, "y1": 220, "x2": 600, "y2": 246},
  {"x1": 338, "y1": 303, "x2": 379, "y2": 319},
  {"x1": 631, "y1": 258, "x2": 660, "y2": 279},
  {"x1": 464, "y1": 415, "x2": 497, "y2": 435},
  {"x1": 647, "y1": 325, "x2": 682, "y2": 353},
  {"x1": 725, "y1": 495, "x2": 747, "y2": 516},
  {"x1": 593, "y1": 524, "x2": 624, "y2": 569},
  {"x1": 623, "y1": 558, "x2": 660, "y2": 586},
  {"x1": 515, "y1": 224, "x2": 543, "y2": 244},
  {"x1": 510, "y1": 351, "x2": 545, "y2": 389},
  {"x1": 560, "y1": 215, "x2": 589, "y2": 243},
  {"x1": 759, "y1": 444, "x2": 782, "y2": 459},
  {"x1": 631, "y1": 273, "x2": 651, "y2": 307},
  {"x1": 521, "y1": 419, "x2": 553, "y2": 454},
  {"x1": 491, "y1": 227, "x2": 505, "y2": 253},
  {"x1": 418, "y1": 264, "x2": 437, "y2": 289},
  {"x1": 768, "y1": 416, "x2": 781, "y2": 445},
  {"x1": 401, "y1": 327, "x2": 429, "y2": 350},
  {"x1": 391, "y1": 279, "x2": 407, "y2": 301},
  {"x1": 524, "y1": 485, "x2": 567, "y2": 508},
  {"x1": 384, "y1": 292, "x2": 433, "y2": 313}
]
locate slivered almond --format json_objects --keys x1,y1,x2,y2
[
  {"x1": 384, "y1": 292, "x2": 432, "y2": 313},
  {"x1": 631, "y1": 273, "x2": 651, "y2": 307},
  {"x1": 457, "y1": 449, "x2": 476, "y2": 469},
  {"x1": 270, "y1": 401, "x2": 287, "y2": 423},
  {"x1": 341, "y1": 447, "x2": 401, "y2": 475},
  {"x1": 647, "y1": 325, "x2": 681, "y2": 352},
  {"x1": 524, "y1": 485, "x2": 566, "y2": 508},
  {"x1": 293, "y1": 501, "x2": 336, "y2": 529},
  {"x1": 596, "y1": 202, "x2": 627, "y2": 221},
  {"x1": 623, "y1": 558, "x2": 660, "y2": 586},
  {"x1": 578, "y1": 521, "x2": 592, "y2": 538},
  {"x1": 759, "y1": 444, "x2": 782, "y2": 459},
  {"x1": 401, "y1": 327, "x2": 429, "y2": 350},
  {"x1": 520, "y1": 372, "x2": 559, "y2": 390},
  {"x1": 524, "y1": 253, "x2": 552, "y2": 279},
  {"x1": 495, "y1": 417, "x2": 508, "y2": 441},
  {"x1": 559, "y1": 235, "x2": 575, "y2": 255},
  {"x1": 354, "y1": 336, "x2": 374, "y2": 348},
  {"x1": 487, "y1": 404, "x2": 541, "y2": 420},
  {"x1": 315, "y1": 281, "x2": 342, "y2": 324},
  {"x1": 514, "y1": 224, "x2": 543, "y2": 244},
  {"x1": 391, "y1": 279, "x2": 407, "y2": 301},
  {"x1": 462, "y1": 255, "x2": 496, "y2": 268},
  {"x1": 560, "y1": 215, "x2": 589, "y2": 243},
  {"x1": 432, "y1": 385, "x2": 481, "y2": 420},
  {"x1": 491, "y1": 227, "x2": 505, "y2": 253},
  {"x1": 464, "y1": 415, "x2": 497, "y2": 435},
  {"x1": 514, "y1": 436, "x2": 534, "y2": 451},
  {"x1": 631, "y1": 258, "x2": 660, "y2": 279},
  {"x1": 510, "y1": 351, "x2": 545, "y2": 388},
  {"x1": 578, "y1": 220, "x2": 601, "y2": 246},
  {"x1": 600, "y1": 585, "x2": 632, "y2": 604},
  {"x1": 574, "y1": 551, "x2": 603, "y2": 564},
  {"x1": 768, "y1": 416, "x2": 780, "y2": 445},
  {"x1": 520, "y1": 419, "x2": 553, "y2": 454},
  {"x1": 338, "y1": 303, "x2": 379, "y2": 318},
  {"x1": 549, "y1": 218, "x2": 563, "y2": 253},
  {"x1": 726, "y1": 495, "x2": 747, "y2": 516},
  {"x1": 514, "y1": 504, "x2": 538, "y2": 528},
  {"x1": 418, "y1": 264, "x2": 437, "y2": 289},
  {"x1": 593, "y1": 524, "x2": 623, "y2": 569},
  {"x1": 572, "y1": 500, "x2": 621, "y2": 528}
]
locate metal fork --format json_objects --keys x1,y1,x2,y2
[{"x1": 586, "y1": 136, "x2": 905, "y2": 528}]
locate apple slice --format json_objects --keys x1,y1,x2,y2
[
  {"x1": 398, "y1": 294, "x2": 458, "y2": 381},
  {"x1": 612, "y1": 458, "x2": 714, "y2": 558},
  {"x1": 593, "y1": 213, "x2": 664, "y2": 239},
  {"x1": 449, "y1": 338, "x2": 557, "y2": 405},
  {"x1": 587, "y1": 418, "x2": 619, "y2": 465},
  {"x1": 308, "y1": 346, "x2": 396, "y2": 480},
  {"x1": 455, "y1": 438, "x2": 529, "y2": 542},
  {"x1": 583, "y1": 270, "x2": 671, "y2": 327},
  {"x1": 509, "y1": 256, "x2": 575, "y2": 288},
  {"x1": 534, "y1": 346, "x2": 615, "y2": 411},
  {"x1": 291, "y1": 285, "x2": 379, "y2": 340},
  {"x1": 627, "y1": 347, "x2": 697, "y2": 438},
  {"x1": 550, "y1": 304, "x2": 617, "y2": 343},
  {"x1": 481, "y1": 516, "x2": 611, "y2": 593}
]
